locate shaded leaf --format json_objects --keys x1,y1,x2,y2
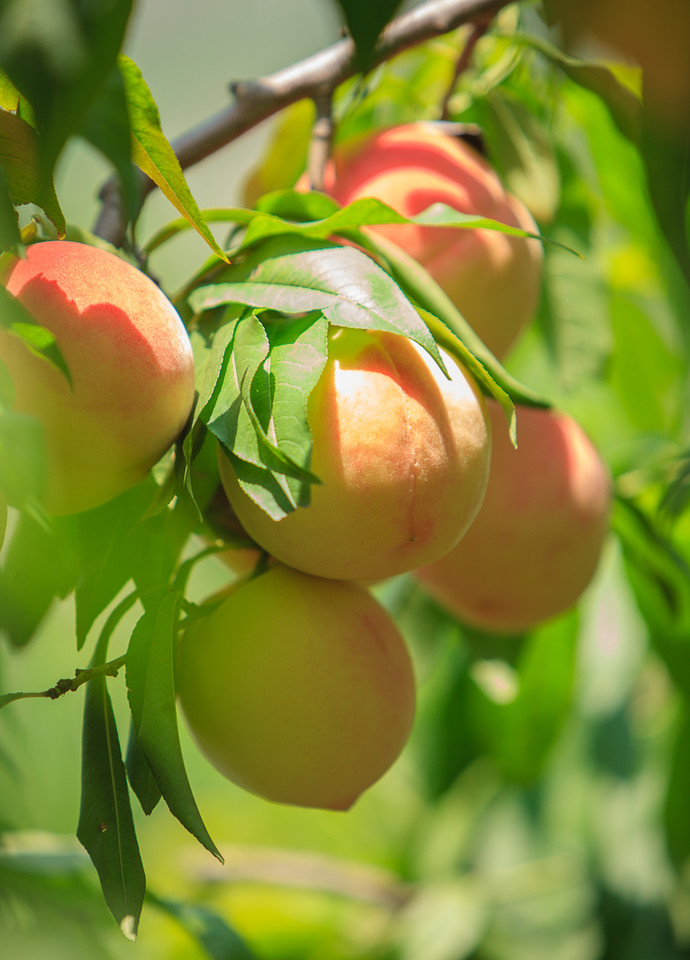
[
  {"x1": 0, "y1": 284, "x2": 71, "y2": 384},
  {"x1": 331, "y1": 0, "x2": 405, "y2": 74},
  {"x1": 0, "y1": 164, "x2": 19, "y2": 251},
  {"x1": 77, "y1": 628, "x2": 145, "y2": 941},
  {"x1": 126, "y1": 723, "x2": 162, "y2": 817},
  {"x1": 126, "y1": 592, "x2": 223, "y2": 863},
  {"x1": 80, "y1": 63, "x2": 138, "y2": 221},
  {"x1": 147, "y1": 891, "x2": 258, "y2": 960},
  {"x1": 0, "y1": 107, "x2": 64, "y2": 233},
  {"x1": 119, "y1": 55, "x2": 228, "y2": 262},
  {"x1": 0, "y1": 0, "x2": 133, "y2": 188}
]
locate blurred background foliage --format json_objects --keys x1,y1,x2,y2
[{"x1": 2, "y1": 0, "x2": 690, "y2": 958}]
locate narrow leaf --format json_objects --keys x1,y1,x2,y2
[
  {"x1": 147, "y1": 891, "x2": 257, "y2": 960},
  {"x1": 119, "y1": 55, "x2": 228, "y2": 263},
  {"x1": 77, "y1": 629, "x2": 145, "y2": 941},
  {"x1": 126, "y1": 592, "x2": 223, "y2": 863},
  {"x1": 331, "y1": 0, "x2": 405, "y2": 74},
  {"x1": 0, "y1": 107, "x2": 65, "y2": 234},
  {"x1": 126, "y1": 723, "x2": 162, "y2": 817}
]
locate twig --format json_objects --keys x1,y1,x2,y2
[
  {"x1": 439, "y1": 16, "x2": 493, "y2": 120},
  {"x1": 94, "y1": 0, "x2": 513, "y2": 246},
  {"x1": 306, "y1": 89, "x2": 335, "y2": 192},
  {"x1": 0, "y1": 654, "x2": 127, "y2": 710}
]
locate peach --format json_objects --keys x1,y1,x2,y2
[
  {"x1": 318, "y1": 123, "x2": 543, "y2": 358},
  {"x1": 0, "y1": 241, "x2": 195, "y2": 515},
  {"x1": 417, "y1": 401, "x2": 611, "y2": 634},
  {"x1": 218, "y1": 326, "x2": 491, "y2": 582},
  {"x1": 177, "y1": 564, "x2": 416, "y2": 810}
]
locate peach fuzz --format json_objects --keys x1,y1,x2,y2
[
  {"x1": 218, "y1": 326, "x2": 491, "y2": 582},
  {"x1": 177, "y1": 564, "x2": 416, "y2": 810},
  {"x1": 0, "y1": 241, "x2": 195, "y2": 515},
  {"x1": 417, "y1": 401, "x2": 612, "y2": 634},
  {"x1": 318, "y1": 123, "x2": 543, "y2": 359}
]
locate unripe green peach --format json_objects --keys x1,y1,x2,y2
[
  {"x1": 417, "y1": 401, "x2": 611, "y2": 634},
  {"x1": 218, "y1": 327, "x2": 491, "y2": 582},
  {"x1": 177, "y1": 564, "x2": 416, "y2": 810},
  {"x1": 319, "y1": 123, "x2": 543, "y2": 359},
  {"x1": 0, "y1": 241, "x2": 195, "y2": 515}
]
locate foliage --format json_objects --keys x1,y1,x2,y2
[{"x1": 1, "y1": 1, "x2": 690, "y2": 958}]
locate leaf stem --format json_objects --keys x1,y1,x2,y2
[{"x1": 0, "y1": 654, "x2": 127, "y2": 711}]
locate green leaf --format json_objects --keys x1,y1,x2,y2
[
  {"x1": 0, "y1": 507, "x2": 77, "y2": 647},
  {"x1": 125, "y1": 723, "x2": 162, "y2": 817},
  {"x1": 0, "y1": 0, "x2": 134, "y2": 189},
  {"x1": 330, "y1": 0, "x2": 405, "y2": 74},
  {"x1": 118, "y1": 55, "x2": 229, "y2": 263},
  {"x1": 512, "y1": 32, "x2": 641, "y2": 143},
  {"x1": 73, "y1": 478, "x2": 160, "y2": 650},
  {"x1": 0, "y1": 107, "x2": 64, "y2": 234},
  {"x1": 77, "y1": 626, "x2": 145, "y2": 942},
  {"x1": 0, "y1": 164, "x2": 19, "y2": 251},
  {"x1": 0, "y1": 408, "x2": 46, "y2": 508},
  {"x1": 147, "y1": 891, "x2": 258, "y2": 960},
  {"x1": 641, "y1": 111, "x2": 690, "y2": 286},
  {"x1": 80, "y1": 63, "x2": 138, "y2": 221},
  {"x1": 189, "y1": 234, "x2": 446, "y2": 371},
  {"x1": 209, "y1": 312, "x2": 329, "y2": 521},
  {"x1": 125, "y1": 592, "x2": 223, "y2": 864},
  {"x1": 0, "y1": 284, "x2": 71, "y2": 384}
]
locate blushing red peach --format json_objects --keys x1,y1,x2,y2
[
  {"x1": 177, "y1": 564, "x2": 416, "y2": 810},
  {"x1": 318, "y1": 123, "x2": 543, "y2": 359},
  {"x1": 0, "y1": 241, "x2": 195, "y2": 514},
  {"x1": 417, "y1": 401, "x2": 611, "y2": 633},
  {"x1": 218, "y1": 326, "x2": 491, "y2": 582}
]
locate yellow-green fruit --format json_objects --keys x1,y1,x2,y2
[
  {"x1": 218, "y1": 327, "x2": 491, "y2": 582},
  {"x1": 0, "y1": 240, "x2": 195, "y2": 515},
  {"x1": 417, "y1": 401, "x2": 612, "y2": 633},
  {"x1": 177, "y1": 564, "x2": 416, "y2": 810}
]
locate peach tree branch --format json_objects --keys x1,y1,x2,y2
[
  {"x1": 0, "y1": 654, "x2": 128, "y2": 710},
  {"x1": 94, "y1": 0, "x2": 514, "y2": 245}
]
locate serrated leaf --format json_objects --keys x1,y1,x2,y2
[
  {"x1": 119, "y1": 55, "x2": 228, "y2": 263},
  {"x1": 189, "y1": 234, "x2": 445, "y2": 372},
  {"x1": 147, "y1": 891, "x2": 257, "y2": 960},
  {"x1": 0, "y1": 284, "x2": 71, "y2": 383},
  {"x1": 210, "y1": 312, "x2": 329, "y2": 521},
  {"x1": 126, "y1": 592, "x2": 222, "y2": 864},
  {"x1": 126, "y1": 723, "x2": 162, "y2": 817},
  {"x1": 77, "y1": 628, "x2": 145, "y2": 942}
]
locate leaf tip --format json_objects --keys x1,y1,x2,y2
[{"x1": 120, "y1": 914, "x2": 139, "y2": 941}]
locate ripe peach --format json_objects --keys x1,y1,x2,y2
[
  {"x1": 417, "y1": 401, "x2": 611, "y2": 634},
  {"x1": 218, "y1": 326, "x2": 491, "y2": 582},
  {"x1": 0, "y1": 241, "x2": 195, "y2": 515},
  {"x1": 317, "y1": 123, "x2": 543, "y2": 358},
  {"x1": 177, "y1": 564, "x2": 416, "y2": 810}
]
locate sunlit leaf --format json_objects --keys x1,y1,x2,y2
[{"x1": 119, "y1": 55, "x2": 229, "y2": 263}]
